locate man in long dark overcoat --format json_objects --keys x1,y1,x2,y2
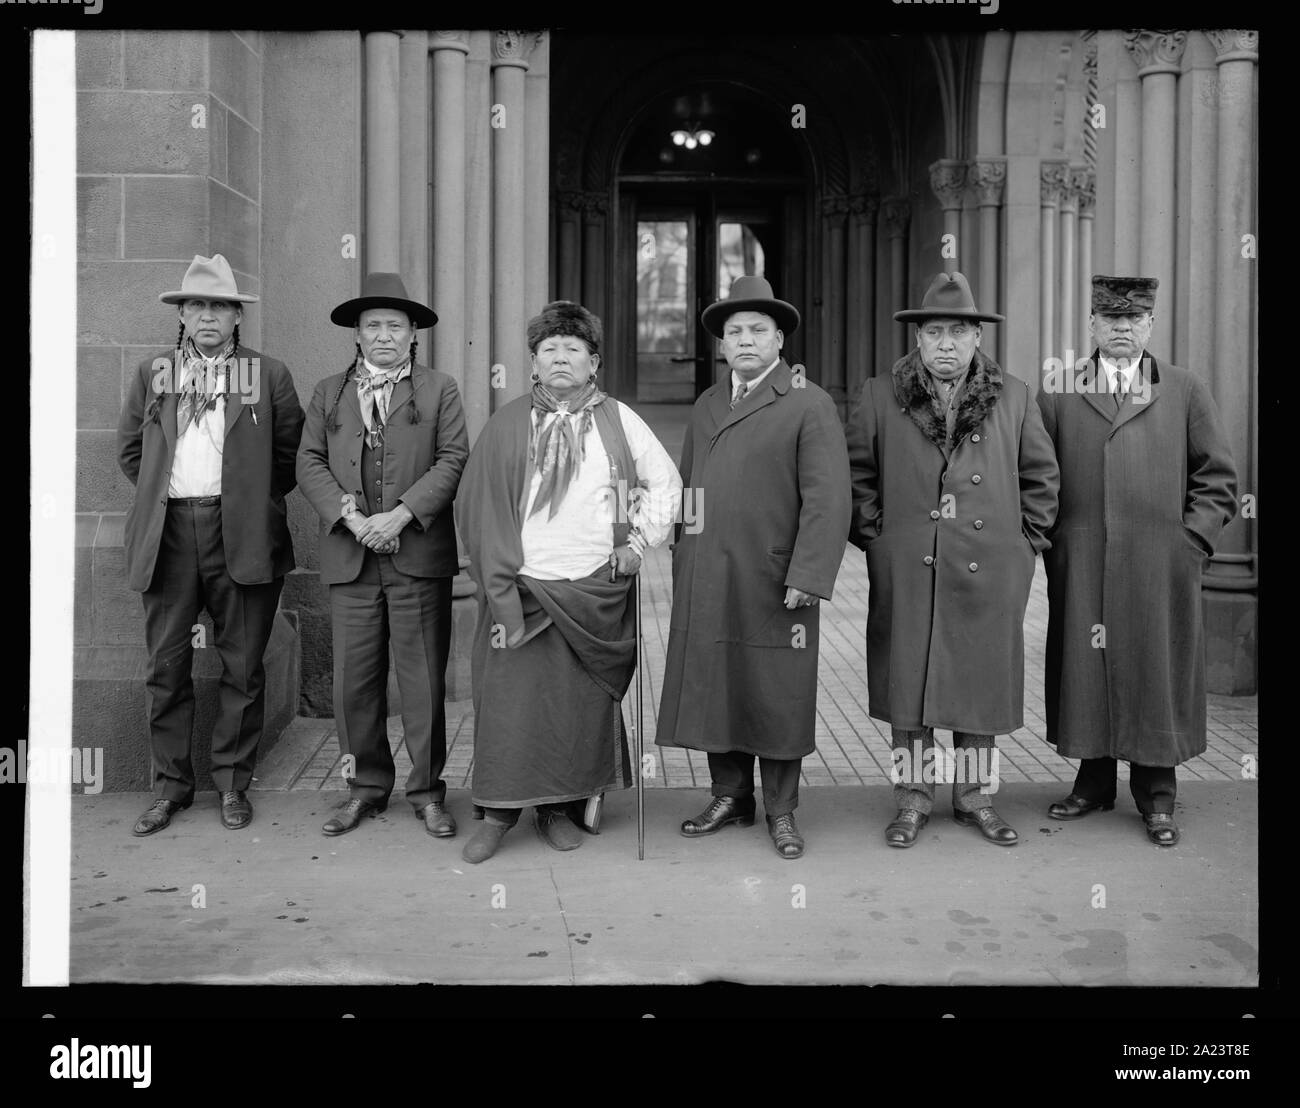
[
  {"x1": 1037, "y1": 276, "x2": 1237, "y2": 845},
  {"x1": 846, "y1": 272, "x2": 1059, "y2": 848},
  {"x1": 657, "y1": 276, "x2": 852, "y2": 860}
]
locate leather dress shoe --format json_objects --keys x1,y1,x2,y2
[
  {"x1": 535, "y1": 806, "x2": 583, "y2": 851},
  {"x1": 1048, "y1": 793, "x2": 1115, "y2": 821},
  {"x1": 767, "y1": 812, "x2": 805, "y2": 859},
  {"x1": 220, "y1": 790, "x2": 252, "y2": 830},
  {"x1": 1144, "y1": 812, "x2": 1180, "y2": 846},
  {"x1": 417, "y1": 801, "x2": 457, "y2": 838},
  {"x1": 953, "y1": 805, "x2": 1019, "y2": 846},
  {"x1": 321, "y1": 797, "x2": 386, "y2": 836},
  {"x1": 462, "y1": 822, "x2": 509, "y2": 864},
  {"x1": 132, "y1": 797, "x2": 191, "y2": 837},
  {"x1": 884, "y1": 807, "x2": 928, "y2": 848},
  {"x1": 680, "y1": 795, "x2": 756, "y2": 837}
]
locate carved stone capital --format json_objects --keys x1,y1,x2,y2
[
  {"x1": 491, "y1": 29, "x2": 538, "y2": 70},
  {"x1": 848, "y1": 193, "x2": 880, "y2": 221},
  {"x1": 579, "y1": 191, "x2": 608, "y2": 218},
  {"x1": 819, "y1": 193, "x2": 852, "y2": 220},
  {"x1": 1071, "y1": 166, "x2": 1096, "y2": 218},
  {"x1": 881, "y1": 197, "x2": 911, "y2": 239},
  {"x1": 968, "y1": 158, "x2": 1006, "y2": 207},
  {"x1": 928, "y1": 159, "x2": 968, "y2": 211},
  {"x1": 1040, "y1": 160, "x2": 1070, "y2": 206},
  {"x1": 1207, "y1": 29, "x2": 1259, "y2": 64},
  {"x1": 430, "y1": 30, "x2": 471, "y2": 54},
  {"x1": 1124, "y1": 30, "x2": 1188, "y2": 77}
]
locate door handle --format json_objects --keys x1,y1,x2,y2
[{"x1": 668, "y1": 355, "x2": 699, "y2": 363}]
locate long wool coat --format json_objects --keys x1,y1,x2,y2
[
  {"x1": 846, "y1": 348, "x2": 1060, "y2": 734},
  {"x1": 1036, "y1": 353, "x2": 1237, "y2": 766},
  {"x1": 656, "y1": 360, "x2": 852, "y2": 759}
]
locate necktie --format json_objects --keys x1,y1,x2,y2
[
  {"x1": 730, "y1": 381, "x2": 747, "y2": 410},
  {"x1": 1114, "y1": 373, "x2": 1127, "y2": 412}
]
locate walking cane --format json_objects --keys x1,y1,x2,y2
[{"x1": 634, "y1": 571, "x2": 645, "y2": 861}]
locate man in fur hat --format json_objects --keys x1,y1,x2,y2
[
  {"x1": 297, "y1": 274, "x2": 469, "y2": 838},
  {"x1": 846, "y1": 271, "x2": 1059, "y2": 848},
  {"x1": 1038, "y1": 276, "x2": 1237, "y2": 845},
  {"x1": 658, "y1": 276, "x2": 852, "y2": 861},
  {"x1": 117, "y1": 253, "x2": 305, "y2": 836}
]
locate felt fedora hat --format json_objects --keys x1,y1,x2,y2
[
  {"x1": 701, "y1": 275, "x2": 801, "y2": 339},
  {"x1": 330, "y1": 272, "x2": 438, "y2": 329},
  {"x1": 893, "y1": 271, "x2": 1004, "y2": 324},
  {"x1": 159, "y1": 253, "x2": 259, "y2": 304}
]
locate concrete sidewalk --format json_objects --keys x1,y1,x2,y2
[{"x1": 70, "y1": 782, "x2": 1257, "y2": 986}]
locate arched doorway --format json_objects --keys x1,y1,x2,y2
[{"x1": 611, "y1": 82, "x2": 810, "y2": 404}]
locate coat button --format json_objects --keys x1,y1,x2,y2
[
  {"x1": 923, "y1": 555, "x2": 934, "y2": 566},
  {"x1": 974, "y1": 519, "x2": 984, "y2": 529},
  {"x1": 971, "y1": 433, "x2": 980, "y2": 442},
  {"x1": 969, "y1": 562, "x2": 979, "y2": 572},
  {"x1": 971, "y1": 474, "x2": 982, "y2": 484},
  {"x1": 930, "y1": 510, "x2": 940, "y2": 520}
]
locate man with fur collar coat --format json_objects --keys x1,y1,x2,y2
[{"x1": 846, "y1": 271, "x2": 1059, "y2": 848}]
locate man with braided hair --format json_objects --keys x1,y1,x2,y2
[
  {"x1": 117, "y1": 254, "x2": 305, "y2": 836},
  {"x1": 297, "y1": 273, "x2": 469, "y2": 838}
]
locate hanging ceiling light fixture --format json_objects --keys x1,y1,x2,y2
[{"x1": 670, "y1": 122, "x2": 715, "y2": 150}]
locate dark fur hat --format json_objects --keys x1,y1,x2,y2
[
  {"x1": 1092, "y1": 275, "x2": 1158, "y2": 314},
  {"x1": 527, "y1": 300, "x2": 602, "y2": 355}
]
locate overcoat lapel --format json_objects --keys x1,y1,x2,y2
[
  {"x1": 711, "y1": 360, "x2": 789, "y2": 443},
  {"x1": 1077, "y1": 355, "x2": 1116, "y2": 425},
  {"x1": 1110, "y1": 353, "x2": 1161, "y2": 435},
  {"x1": 385, "y1": 371, "x2": 419, "y2": 421}
]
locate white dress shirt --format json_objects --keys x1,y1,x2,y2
[
  {"x1": 1099, "y1": 353, "x2": 1141, "y2": 395},
  {"x1": 519, "y1": 400, "x2": 683, "y2": 581},
  {"x1": 729, "y1": 356, "x2": 781, "y2": 401},
  {"x1": 168, "y1": 362, "x2": 226, "y2": 498}
]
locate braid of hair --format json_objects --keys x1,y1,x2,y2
[
  {"x1": 325, "y1": 346, "x2": 361, "y2": 433},
  {"x1": 146, "y1": 320, "x2": 187, "y2": 427},
  {"x1": 407, "y1": 336, "x2": 421, "y2": 424}
]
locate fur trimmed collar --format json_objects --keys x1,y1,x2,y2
[{"x1": 891, "y1": 346, "x2": 1003, "y2": 451}]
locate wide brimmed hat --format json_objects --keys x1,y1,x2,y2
[
  {"x1": 1092, "y1": 275, "x2": 1158, "y2": 314},
  {"x1": 701, "y1": 275, "x2": 801, "y2": 339},
  {"x1": 894, "y1": 271, "x2": 1003, "y2": 324},
  {"x1": 159, "y1": 253, "x2": 259, "y2": 304},
  {"x1": 330, "y1": 272, "x2": 438, "y2": 329}
]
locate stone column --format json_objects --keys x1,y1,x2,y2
[
  {"x1": 581, "y1": 191, "x2": 608, "y2": 335},
  {"x1": 523, "y1": 32, "x2": 550, "y2": 317},
  {"x1": 1038, "y1": 160, "x2": 1069, "y2": 368},
  {"x1": 430, "y1": 32, "x2": 470, "y2": 396},
  {"x1": 1125, "y1": 30, "x2": 1187, "y2": 357},
  {"x1": 1076, "y1": 168, "x2": 1096, "y2": 357},
  {"x1": 1058, "y1": 167, "x2": 1083, "y2": 363},
  {"x1": 399, "y1": 31, "x2": 430, "y2": 348},
  {"x1": 491, "y1": 30, "x2": 533, "y2": 402},
  {"x1": 555, "y1": 190, "x2": 583, "y2": 302},
  {"x1": 364, "y1": 30, "x2": 402, "y2": 271},
  {"x1": 970, "y1": 158, "x2": 1005, "y2": 363},
  {"x1": 882, "y1": 197, "x2": 910, "y2": 361},
  {"x1": 462, "y1": 30, "x2": 493, "y2": 438},
  {"x1": 1204, "y1": 28, "x2": 1259, "y2": 693},
  {"x1": 929, "y1": 158, "x2": 967, "y2": 274},
  {"x1": 820, "y1": 193, "x2": 849, "y2": 409},
  {"x1": 847, "y1": 193, "x2": 878, "y2": 391}
]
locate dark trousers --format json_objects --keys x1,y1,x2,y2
[
  {"x1": 1074, "y1": 756, "x2": 1177, "y2": 816},
  {"x1": 889, "y1": 727, "x2": 997, "y2": 815},
  {"x1": 330, "y1": 552, "x2": 452, "y2": 811},
  {"x1": 708, "y1": 751, "x2": 800, "y2": 818},
  {"x1": 141, "y1": 500, "x2": 283, "y2": 802}
]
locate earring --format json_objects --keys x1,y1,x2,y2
[{"x1": 530, "y1": 370, "x2": 541, "y2": 382}]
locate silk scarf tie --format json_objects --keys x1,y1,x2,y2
[
  {"x1": 527, "y1": 378, "x2": 606, "y2": 520},
  {"x1": 176, "y1": 335, "x2": 236, "y2": 436},
  {"x1": 355, "y1": 359, "x2": 412, "y2": 448}
]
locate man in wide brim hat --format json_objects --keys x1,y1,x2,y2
[
  {"x1": 297, "y1": 272, "x2": 469, "y2": 842},
  {"x1": 117, "y1": 253, "x2": 305, "y2": 837},
  {"x1": 846, "y1": 269, "x2": 1058, "y2": 851},
  {"x1": 658, "y1": 274, "x2": 852, "y2": 862}
]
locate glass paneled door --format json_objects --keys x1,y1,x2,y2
[{"x1": 635, "y1": 213, "x2": 696, "y2": 403}]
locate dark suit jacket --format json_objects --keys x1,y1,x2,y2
[
  {"x1": 296, "y1": 362, "x2": 469, "y2": 584},
  {"x1": 117, "y1": 345, "x2": 305, "y2": 591}
]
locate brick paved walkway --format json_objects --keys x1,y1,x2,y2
[{"x1": 255, "y1": 544, "x2": 1258, "y2": 794}]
